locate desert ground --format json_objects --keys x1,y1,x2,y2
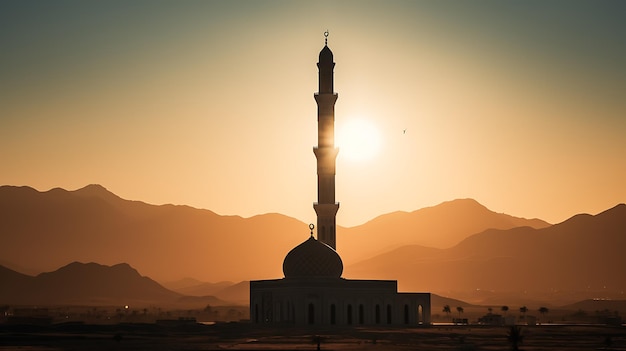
[{"x1": 1, "y1": 322, "x2": 625, "y2": 351}]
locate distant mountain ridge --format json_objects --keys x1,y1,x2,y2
[
  {"x1": 162, "y1": 279, "x2": 245, "y2": 303},
  {"x1": 0, "y1": 261, "x2": 184, "y2": 306},
  {"x1": 345, "y1": 203, "x2": 626, "y2": 304},
  {"x1": 0, "y1": 184, "x2": 306, "y2": 282},
  {"x1": 338, "y1": 198, "x2": 550, "y2": 262},
  {"x1": 0, "y1": 184, "x2": 548, "y2": 282},
  {"x1": 1, "y1": 184, "x2": 623, "y2": 307}
]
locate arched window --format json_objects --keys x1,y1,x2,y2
[
  {"x1": 387, "y1": 304, "x2": 392, "y2": 324},
  {"x1": 358, "y1": 304, "x2": 364, "y2": 324},
  {"x1": 418, "y1": 304, "x2": 423, "y2": 324},
  {"x1": 308, "y1": 303, "x2": 315, "y2": 324},
  {"x1": 404, "y1": 304, "x2": 409, "y2": 324},
  {"x1": 254, "y1": 304, "x2": 259, "y2": 323},
  {"x1": 330, "y1": 304, "x2": 336, "y2": 325},
  {"x1": 347, "y1": 304, "x2": 353, "y2": 325},
  {"x1": 375, "y1": 305, "x2": 380, "y2": 324}
]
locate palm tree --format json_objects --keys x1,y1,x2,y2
[
  {"x1": 538, "y1": 307, "x2": 549, "y2": 321},
  {"x1": 501, "y1": 305, "x2": 509, "y2": 315},
  {"x1": 456, "y1": 306, "x2": 464, "y2": 318},
  {"x1": 519, "y1": 306, "x2": 528, "y2": 320},
  {"x1": 442, "y1": 305, "x2": 451, "y2": 318}
]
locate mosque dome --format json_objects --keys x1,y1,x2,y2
[
  {"x1": 319, "y1": 45, "x2": 334, "y2": 63},
  {"x1": 283, "y1": 236, "x2": 343, "y2": 279}
]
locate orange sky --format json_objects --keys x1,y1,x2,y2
[{"x1": 1, "y1": 1, "x2": 625, "y2": 227}]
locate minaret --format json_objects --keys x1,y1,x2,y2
[{"x1": 313, "y1": 32, "x2": 339, "y2": 250}]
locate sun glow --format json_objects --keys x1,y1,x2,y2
[{"x1": 336, "y1": 118, "x2": 382, "y2": 162}]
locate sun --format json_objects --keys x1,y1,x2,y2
[{"x1": 336, "y1": 118, "x2": 381, "y2": 162}]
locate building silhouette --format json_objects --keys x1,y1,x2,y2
[{"x1": 250, "y1": 34, "x2": 431, "y2": 326}]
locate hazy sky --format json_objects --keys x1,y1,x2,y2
[{"x1": 1, "y1": 1, "x2": 625, "y2": 227}]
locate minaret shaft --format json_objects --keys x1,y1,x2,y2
[{"x1": 313, "y1": 45, "x2": 339, "y2": 250}]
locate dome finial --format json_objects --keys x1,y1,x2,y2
[
  {"x1": 309, "y1": 223, "x2": 315, "y2": 237},
  {"x1": 324, "y1": 30, "x2": 329, "y2": 46}
]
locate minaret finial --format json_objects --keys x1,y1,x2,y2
[
  {"x1": 309, "y1": 223, "x2": 315, "y2": 237},
  {"x1": 324, "y1": 30, "x2": 329, "y2": 46}
]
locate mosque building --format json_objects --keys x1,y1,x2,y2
[{"x1": 250, "y1": 33, "x2": 431, "y2": 326}]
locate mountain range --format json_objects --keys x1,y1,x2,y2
[
  {"x1": 1, "y1": 184, "x2": 624, "y2": 305},
  {"x1": 338, "y1": 198, "x2": 549, "y2": 263},
  {"x1": 0, "y1": 184, "x2": 547, "y2": 281},
  {"x1": 345, "y1": 203, "x2": 626, "y2": 304},
  {"x1": 0, "y1": 261, "x2": 185, "y2": 306}
]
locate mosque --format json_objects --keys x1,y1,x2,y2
[{"x1": 250, "y1": 34, "x2": 431, "y2": 326}]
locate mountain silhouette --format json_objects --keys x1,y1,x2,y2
[
  {"x1": 163, "y1": 277, "x2": 234, "y2": 292},
  {"x1": 345, "y1": 204, "x2": 626, "y2": 305},
  {"x1": 0, "y1": 185, "x2": 548, "y2": 283},
  {"x1": 0, "y1": 185, "x2": 306, "y2": 282},
  {"x1": 2, "y1": 184, "x2": 622, "y2": 307},
  {"x1": 339, "y1": 198, "x2": 549, "y2": 262},
  {"x1": 163, "y1": 279, "x2": 237, "y2": 298},
  {"x1": 0, "y1": 262, "x2": 182, "y2": 306}
]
